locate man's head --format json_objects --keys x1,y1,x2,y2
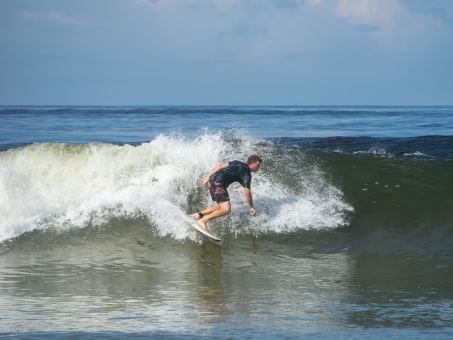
[{"x1": 247, "y1": 155, "x2": 262, "y2": 172}]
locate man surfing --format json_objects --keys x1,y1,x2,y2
[{"x1": 192, "y1": 155, "x2": 262, "y2": 231}]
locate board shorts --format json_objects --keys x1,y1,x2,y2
[{"x1": 208, "y1": 181, "x2": 230, "y2": 203}]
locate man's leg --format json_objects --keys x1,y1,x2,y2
[
  {"x1": 191, "y1": 205, "x2": 219, "y2": 220},
  {"x1": 195, "y1": 201, "x2": 231, "y2": 231}
]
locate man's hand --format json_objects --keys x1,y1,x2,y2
[
  {"x1": 250, "y1": 207, "x2": 256, "y2": 216},
  {"x1": 200, "y1": 162, "x2": 229, "y2": 187},
  {"x1": 200, "y1": 176, "x2": 209, "y2": 186}
]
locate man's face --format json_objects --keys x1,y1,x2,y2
[{"x1": 249, "y1": 161, "x2": 261, "y2": 173}]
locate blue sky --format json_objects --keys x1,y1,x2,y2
[{"x1": 1, "y1": 0, "x2": 453, "y2": 105}]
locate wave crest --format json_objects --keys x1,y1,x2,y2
[{"x1": 0, "y1": 132, "x2": 352, "y2": 243}]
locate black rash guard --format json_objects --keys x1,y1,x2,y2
[{"x1": 210, "y1": 160, "x2": 252, "y2": 189}]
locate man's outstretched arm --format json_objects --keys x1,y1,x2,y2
[{"x1": 244, "y1": 187, "x2": 256, "y2": 216}]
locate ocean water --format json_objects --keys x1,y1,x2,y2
[{"x1": 0, "y1": 106, "x2": 452, "y2": 339}]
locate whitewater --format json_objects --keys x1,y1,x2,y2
[{"x1": 0, "y1": 132, "x2": 352, "y2": 243}]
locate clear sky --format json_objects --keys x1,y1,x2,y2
[{"x1": 1, "y1": 0, "x2": 453, "y2": 105}]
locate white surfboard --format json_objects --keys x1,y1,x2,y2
[{"x1": 190, "y1": 222, "x2": 222, "y2": 243}]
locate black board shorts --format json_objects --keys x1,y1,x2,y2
[{"x1": 208, "y1": 181, "x2": 230, "y2": 203}]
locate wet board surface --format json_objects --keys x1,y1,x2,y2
[{"x1": 190, "y1": 222, "x2": 222, "y2": 243}]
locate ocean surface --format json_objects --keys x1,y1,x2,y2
[{"x1": 0, "y1": 106, "x2": 452, "y2": 339}]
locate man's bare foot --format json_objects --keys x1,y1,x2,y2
[
  {"x1": 196, "y1": 219, "x2": 208, "y2": 231},
  {"x1": 191, "y1": 213, "x2": 201, "y2": 220}
]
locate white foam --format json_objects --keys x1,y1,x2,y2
[
  {"x1": 353, "y1": 147, "x2": 388, "y2": 156},
  {"x1": 0, "y1": 132, "x2": 353, "y2": 243},
  {"x1": 242, "y1": 167, "x2": 353, "y2": 235},
  {"x1": 403, "y1": 151, "x2": 429, "y2": 157}
]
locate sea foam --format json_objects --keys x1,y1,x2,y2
[{"x1": 0, "y1": 132, "x2": 352, "y2": 243}]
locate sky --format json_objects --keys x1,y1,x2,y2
[{"x1": 1, "y1": 0, "x2": 453, "y2": 105}]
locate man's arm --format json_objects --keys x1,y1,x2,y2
[
  {"x1": 244, "y1": 187, "x2": 256, "y2": 216},
  {"x1": 200, "y1": 162, "x2": 229, "y2": 186}
]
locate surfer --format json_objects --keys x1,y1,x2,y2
[{"x1": 192, "y1": 155, "x2": 262, "y2": 231}]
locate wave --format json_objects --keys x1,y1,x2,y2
[
  {"x1": 271, "y1": 136, "x2": 453, "y2": 159},
  {"x1": 2, "y1": 131, "x2": 452, "y2": 246},
  {"x1": 0, "y1": 132, "x2": 353, "y2": 244}
]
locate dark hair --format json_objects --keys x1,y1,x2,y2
[{"x1": 247, "y1": 155, "x2": 262, "y2": 165}]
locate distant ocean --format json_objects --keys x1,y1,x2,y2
[{"x1": 1, "y1": 106, "x2": 452, "y2": 339}]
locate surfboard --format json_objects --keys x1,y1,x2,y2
[{"x1": 190, "y1": 222, "x2": 222, "y2": 243}]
